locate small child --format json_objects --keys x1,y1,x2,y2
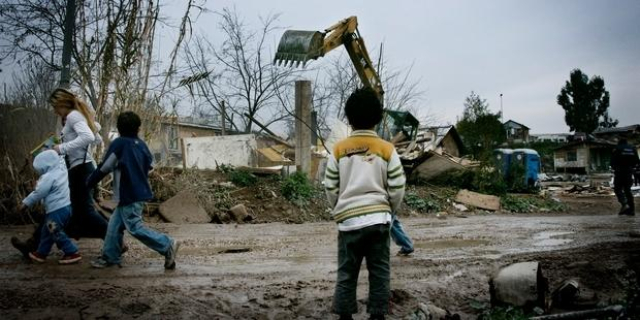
[
  {"x1": 21, "y1": 150, "x2": 82, "y2": 264},
  {"x1": 87, "y1": 111, "x2": 179, "y2": 269},
  {"x1": 324, "y1": 88, "x2": 406, "y2": 320}
]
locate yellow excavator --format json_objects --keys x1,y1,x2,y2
[{"x1": 274, "y1": 16, "x2": 419, "y2": 141}]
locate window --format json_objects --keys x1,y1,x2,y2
[
  {"x1": 567, "y1": 150, "x2": 577, "y2": 162},
  {"x1": 168, "y1": 126, "x2": 178, "y2": 150}
]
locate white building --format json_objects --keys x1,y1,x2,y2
[{"x1": 530, "y1": 133, "x2": 571, "y2": 143}]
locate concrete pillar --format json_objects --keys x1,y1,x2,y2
[{"x1": 295, "y1": 80, "x2": 312, "y2": 177}]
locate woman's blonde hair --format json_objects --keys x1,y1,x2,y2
[{"x1": 49, "y1": 88, "x2": 97, "y2": 132}]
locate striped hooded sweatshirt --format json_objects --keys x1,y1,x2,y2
[{"x1": 324, "y1": 130, "x2": 406, "y2": 231}]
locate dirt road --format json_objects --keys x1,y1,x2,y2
[{"x1": 1, "y1": 214, "x2": 639, "y2": 319}]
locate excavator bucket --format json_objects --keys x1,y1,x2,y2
[{"x1": 274, "y1": 30, "x2": 325, "y2": 67}]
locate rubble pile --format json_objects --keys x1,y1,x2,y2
[{"x1": 391, "y1": 127, "x2": 480, "y2": 180}]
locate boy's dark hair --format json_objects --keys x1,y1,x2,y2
[
  {"x1": 345, "y1": 87, "x2": 383, "y2": 130},
  {"x1": 117, "y1": 111, "x2": 141, "y2": 137}
]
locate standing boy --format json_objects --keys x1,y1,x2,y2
[
  {"x1": 324, "y1": 88, "x2": 406, "y2": 320},
  {"x1": 21, "y1": 150, "x2": 82, "y2": 264},
  {"x1": 87, "y1": 111, "x2": 179, "y2": 269}
]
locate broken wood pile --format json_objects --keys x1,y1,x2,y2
[
  {"x1": 391, "y1": 129, "x2": 480, "y2": 180},
  {"x1": 545, "y1": 184, "x2": 614, "y2": 196}
]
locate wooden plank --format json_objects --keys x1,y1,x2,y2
[
  {"x1": 412, "y1": 151, "x2": 466, "y2": 180},
  {"x1": 390, "y1": 132, "x2": 407, "y2": 144},
  {"x1": 455, "y1": 189, "x2": 501, "y2": 211},
  {"x1": 237, "y1": 166, "x2": 282, "y2": 175}
]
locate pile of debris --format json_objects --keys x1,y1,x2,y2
[
  {"x1": 391, "y1": 126, "x2": 480, "y2": 180},
  {"x1": 545, "y1": 184, "x2": 614, "y2": 196}
]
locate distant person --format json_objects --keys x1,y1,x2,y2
[
  {"x1": 20, "y1": 150, "x2": 81, "y2": 264},
  {"x1": 11, "y1": 88, "x2": 109, "y2": 257},
  {"x1": 634, "y1": 163, "x2": 640, "y2": 187},
  {"x1": 324, "y1": 87, "x2": 406, "y2": 320},
  {"x1": 611, "y1": 138, "x2": 639, "y2": 216},
  {"x1": 88, "y1": 111, "x2": 179, "y2": 269}
]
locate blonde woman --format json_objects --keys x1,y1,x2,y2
[{"x1": 11, "y1": 88, "x2": 110, "y2": 257}]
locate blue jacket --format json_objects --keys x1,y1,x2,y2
[
  {"x1": 87, "y1": 136, "x2": 153, "y2": 206},
  {"x1": 23, "y1": 150, "x2": 71, "y2": 213}
]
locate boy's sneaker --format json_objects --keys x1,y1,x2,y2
[
  {"x1": 28, "y1": 252, "x2": 46, "y2": 263},
  {"x1": 164, "y1": 239, "x2": 180, "y2": 270},
  {"x1": 90, "y1": 257, "x2": 120, "y2": 269},
  {"x1": 59, "y1": 253, "x2": 82, "y2": 265},
  {"x1": 397, "y1": 248, "x2": 414, "y2": 256}
]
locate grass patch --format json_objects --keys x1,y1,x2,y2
[
  {"x1": 404, "y1": 192, "x2": 441, "y2": 213},
  {"x1": 477, "y1": 306, "x2": 530, "y2": 320},
  {"x1": 501, "y1": 194, "x2": 567, "y2": 213},
  {"x1": 228, "y1": 170, "x2": 258, "y2": 187},
  {"x1": 281, "y1": 172, "x2": 315, "y2": 206}
]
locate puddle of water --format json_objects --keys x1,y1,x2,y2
[
  {"x1": 533, "y1": 231, "x2": 574, "y2": 240},
  {"x1": 533, "y1": 231, "x2": 575, "y2": 247},
  {"x1": 414, "y1": 239, "x2": 490, "y2": 250},
  {"x1": 535, "y1": 239, "x2": 573, "y2": 246}
]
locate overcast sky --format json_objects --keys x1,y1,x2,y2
[
  {"x1": 160, "y1": 0, "x2": 639, "y2": 134},
  {"x1": 2, "y1": 1, "x2": 637, "y2": 134}
]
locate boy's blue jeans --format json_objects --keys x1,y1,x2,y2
[
  {"x1": 102, "y1": 202, "x2": 172, "y2": 264},
  {"x1": 37, "y1": 205, "x2": 78, "y2": 256},
  {"x1": 390, "y1": 216, "x2": 413, "y2": 252}
]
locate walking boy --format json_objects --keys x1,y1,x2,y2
[
  {"x1": 324, "y1": 88, "x2": 406, "y2": 320},
  {"x1": 21, "y1": 150, "x2": 82, "y2": 264},
  {"x1": 87, "y1": 111, "x2": 179, "y2": 269}
]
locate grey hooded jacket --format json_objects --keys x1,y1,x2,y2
[{"x1": 22, "y1": 150, "x2": 71, "y2": 213}]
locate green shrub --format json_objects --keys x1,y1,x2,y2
[
  {"x1": 229, "y1": 170, "x2": 258, "y2": 187},
  {"x1": 281, "y1": 172, "x2": 314, "y2": 205},
  {"x1": 477, "y1": 306, "x2": 529, "y2": 320},
  {"x1": 501, "y1": 195, "x2": 567, "y2": 213},
  {"x1": 218, "y1": 163, "x2": 234, "y2": 174},
  {"x1": 474, "y1": 167, "x2": 508, "y2": 196},
  {"x1": 429, "y1": 166, "x2": 507, "y2": 196},
  {"x1": 404, "y1": 192, "x2": 441, "y2": 213}
]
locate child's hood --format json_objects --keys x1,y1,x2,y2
[{"x1": 33, "y1": 150, "x2": 63, "y2": 175}]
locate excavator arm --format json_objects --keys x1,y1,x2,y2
[
  {"x1": 274, "y1": 16, "x2": 419, "y2": 141},
  {"x1": 274, "y1": 16, "x2": 384, "y2": 102}
]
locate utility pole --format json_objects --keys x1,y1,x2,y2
[
  {"x1": 295, "y1": 80, "x2": 312, "y2": 177},
  {"x1": 59, "y1": 0, "x2": 76, "y2": 89},
  {"x1": 500, "y1": 93, "x2": 504, "y2": 124}
]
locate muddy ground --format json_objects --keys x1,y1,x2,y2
[{"x1": 1, "y1": 212, "x2": 639, "y2": 319}]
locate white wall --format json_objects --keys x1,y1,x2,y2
[{"x1": 182, "y1": 134, "x2": 257, "y2": 169}]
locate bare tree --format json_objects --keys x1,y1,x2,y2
[
  {"x1": 322, "y1": 52, "x2": 360, "y2": 121},
  {"x1": 181, "y1": 7, "x2": 296, "y2": 133},
  {"x1": 308, "y1": 46, "x2": 434, "y2": 132},
  {"x1": 0, "y1": 0, "x2": 201, "y2": 141},
  {"x1": 4, "y1": 59, "x2": 59, "y2": 108}
]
